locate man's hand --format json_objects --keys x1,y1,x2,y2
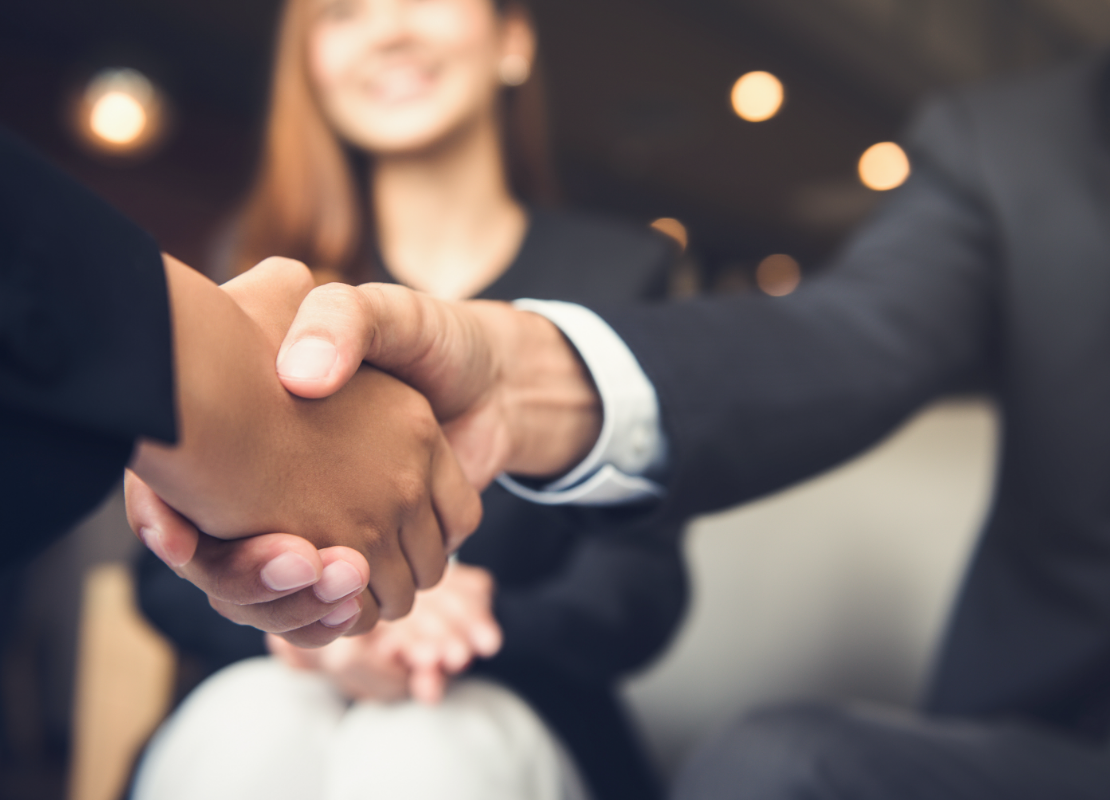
[
  {"x1": 273, "y1": 283, "x2": 603, "y2": 488},
  {"x1": 267, "y1": 562, "x2": 502, "y2": 703},
  {"x1": 126, "y1": 258, "x2": 482, "y2": 645}
]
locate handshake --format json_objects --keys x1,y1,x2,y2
[{"x1": 126, "y1": 256, "x2": 602, "y2": 648}]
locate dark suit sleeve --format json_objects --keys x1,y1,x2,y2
[
  {"x1": 0, "y1": 129, "x2": 175, "y2": 559},
  {"x1": 593, "y1": 95, "x2": 999, "y2": 523},
  {"x1": 491, "y1": 521, "x2": 687, "y2": 683}
]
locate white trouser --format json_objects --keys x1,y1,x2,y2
[{"x1": 132, "y1": 657, "x2": 590, "y2": 800}]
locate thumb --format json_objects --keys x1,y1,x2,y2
[
  {"x1": 276, "y1": 282, "x2": 379, "y2": 400},
  {"x1": 276, "y1": 283, "x2": 496, "y2": 421}
]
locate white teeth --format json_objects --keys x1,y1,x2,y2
[{"x1": 371, "y1": 67, "x2": 430, "y2": 101}]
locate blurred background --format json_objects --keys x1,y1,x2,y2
[{"x1": 2, "y1": 1, "x2": 1110, "y2": 798}]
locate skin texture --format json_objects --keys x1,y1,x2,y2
[
  {"x1": 129, "y1": 282, "x2": 598, "y2": 647},
  {"x1": 268, "y1": 561, "x2": 502, "y2": 703},
  {"x1": 127, "y1": 257, "x2": 482, "y2": 645},
  {"x1": 277, "y1": 283, "x2": 601, "y2": 485}
]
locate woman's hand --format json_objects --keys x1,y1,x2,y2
[{"x1": 267, "y1": 563, "x2": 502, "y2": 704}]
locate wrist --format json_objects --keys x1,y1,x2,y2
[{"x1": 485, "y1": 304, "x2": 602, "y2": 478}]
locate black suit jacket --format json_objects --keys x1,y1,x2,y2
[
  {"x1": 599, "y1": 55, "x2": 1110, "y2": 740},
  {"x1": 137, "y1": 210, "x2": 687, "y2": 800},
  {"x1": 0, "y1": 130, "x2": 174, "y2": 567}
]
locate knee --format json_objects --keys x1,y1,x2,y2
[
  {"x1": 341, "y1": 678, "x2": 549, "y2": 761},
  {"x1": 672, "y1": 704, "x2": 870, "y2": 800}
]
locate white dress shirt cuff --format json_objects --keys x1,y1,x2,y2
[{"x1": 496, "y1": 300, "x2": 667, "y2": 506}]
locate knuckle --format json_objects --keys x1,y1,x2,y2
[
  {"x1": 312, "y1": 280, "x2": 362, "y2": 312},
  {"x1": 260, "y1": 255, "x2": 309, "y2": 275},
  {"x1": 208, "y1": 596, "x2": 248, "y2": 627},
  {"x1": 380, "y1": 589, "x2": 415, "y2": 621},
  {"x1": 417, "y1": 556, "x2": 446, "y2": 590},
  {"x1": 473, "y1": 570, "x2": 493, "y2": 594},
  {"x1": 393, "y1": 469, "x2": 428, "y2": 515}
]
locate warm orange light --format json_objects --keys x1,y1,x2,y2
[
  {"x1": 651, "y1": 217, "x2": 688, "y2": 251},
  {"x1": 858, "y1": 142, "x2": 910, "y2": 191},
  {"x1": 731, "y1": 71, "x2": 784, "y2": 122},
  {"x1": 77, "y1": 69, "x2": 165, "y2": 155},
  {"x1": 90, "y1": 91, "x2": 147, "y2": 145},
  {"x1": 756, "y1": 254, "x2": 801, "y2": 297}
]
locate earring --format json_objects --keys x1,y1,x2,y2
[{"x1": 499, "y1": 54, "x2": 531, "y2": 87}]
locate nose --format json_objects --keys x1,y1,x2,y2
[{"x1": 364, "y1": 0, "x2": 410, "y2": 47}]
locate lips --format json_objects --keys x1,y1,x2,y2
[{"x1": 365, "y1": 64, "x2": 436, "y2": 103}]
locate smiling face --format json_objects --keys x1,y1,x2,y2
[{"x1": 307, "y1": 0, "x2": 530, "y2": 155}]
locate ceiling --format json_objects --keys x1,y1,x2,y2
[{"x1": 2, "y1": 0, "x2": 1108, "y2": 281}]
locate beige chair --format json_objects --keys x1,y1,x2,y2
[
  {"x1": 67, "y1": 563, "x2": 176, "y2": 800},
  {"x1": 623, "y1": 399, "x2": 998, "y2": 778}
]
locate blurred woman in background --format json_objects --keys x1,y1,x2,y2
[{"x1": 132, "y1": 1, "x2": 686, "y2": 799}]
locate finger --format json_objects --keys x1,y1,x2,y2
[
  {"x1": 365, "y1": 531, "x2": 417, "y2": 621},
  {"x1": 266, "y1": 632, "x2": 322, "y2": 670},
  {"x1": 428, "y1": 594, "x2": 503, "y2": 659},
  {"x1": 312, "y1": 547, "x2": 370, "y2": 604},
  {"x1": 183, "y1": 532, "x2": 324, "y2": 605},
  {"x1": 220, "y1": 257, "x2": 315, "y2": 347},
  {"x1": 215, "y1": 596, "x2": 366, "y2": 648},
  {"x1": 124, "y1": 470, "x2": 199, "y2": 568},
  {"x1": 275, "y1": 282, "x2": 380, "y2": 399},
  {"x1": 466, "y1": 618, "x2": 503, "y2": 658},
  {"x1": 442, "y1": 408, "x2": 513, "y2": 491},
  {"x1": 206, "y1": 548, "x2": 369, "y2": 631},
  {"x1": 399, "y1": 499, "x2": 446, "y2": 591},
  {"x1": 430, "y1": 434, "x2": 483, "y2": 553},
  {"x1": 341, "y1": 589, "x2": 382, "y2": 637},
  {"x1": 419, "y1": 629, "x2": 472, "y2": 673},
  {"x1": 409, "y1": 666, "x2": 448, "y2": 705},
  {"x1": 266, "y1": 606, "x2": 365, "y2": 649}
]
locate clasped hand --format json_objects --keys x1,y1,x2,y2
[
  {"x1": 128, "y1": 256, "x2": 599, "y2": 646},
  {"x1": 126, "y1": 258, "x2": 486, "y2": 646},
  {"x1": 268, "y1": 562, "x2": 501, "y2": 704}
]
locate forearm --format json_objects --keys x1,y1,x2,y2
[{"x1": 129, "y1": 255, "x2": 295, "y2": 537}]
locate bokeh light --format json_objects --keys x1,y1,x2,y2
[
  {"x1": 90, "y1": 91, "x2": 147, "y2": 145},
  {"x1": 858, "y1": 142, "x2": 910, "y2": 191},
  {"x1": 756, "y1": 254, "x2": 802, "y2": 296},
  {"x1": 77, "y1": 68, "x2": 165, "y2": 155},
  {"x1": 651, "y1": 217, "x2": 689, "y2": 251},
  {"x1": 731, "y1": 71, "x2": 784, "y2": 122}
]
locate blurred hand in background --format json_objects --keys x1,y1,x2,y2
[{"x1": 268, "y1": 562, "x2": 502, "y2": 704}]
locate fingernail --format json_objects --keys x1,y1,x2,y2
[
  {"x1": 277, "y1": 338, "x2": 337, "y2": 381},
  {"x1": 473, "y1": 626, "x2": 502, "y2": 656},
  {"x1": 313, "y1": 561, "x2": 365, "y2": 603},
  {"x1": 140, "y1": 526, "x2": 186, "y2": 568},
  {"x1": 320, "y1": 597, "x2": 360, "y2": 628},
  {"x1": 446, "y1": 641, "x2": 470, "y2": 669},
  {"x1": 260, "y1": 552, "x2": 317, "y2": 592}
]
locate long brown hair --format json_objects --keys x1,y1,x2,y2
[{"x1": 231, "y1": 0, "x2": 557, "y2": 281}]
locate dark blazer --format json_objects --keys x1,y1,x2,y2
[
  {"x1": 137, "y1": 209, "x2": 688, "y2": 800},
  {"x1": 0, "y1": 129, "x2": 174, "y2": 568},
  {"x1": 599, "y1": 55, "x2": 1110, "y2": 740}
]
